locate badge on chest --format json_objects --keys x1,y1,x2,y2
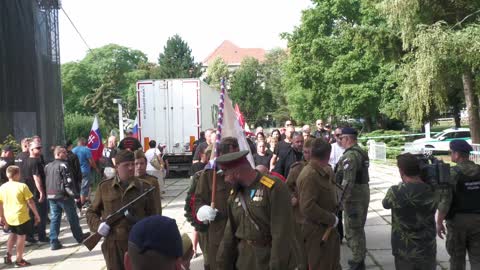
[{"x1": 251, "y1": 188, "x2": 264, "y2": 202}]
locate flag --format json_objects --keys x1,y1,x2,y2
[
  {"x1": 87, "y1": 115, "x2": 104, "y2": 161},
  {"x1": 234, "y1": 104, "x2": 245, "y2": 129},
  {"x1": 132, "y1": 116, "x2": 139, "y2": 139}
]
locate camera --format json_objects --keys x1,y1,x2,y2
[{"x1": 414, "y1": 154, "x2": 450, "y2": 186}]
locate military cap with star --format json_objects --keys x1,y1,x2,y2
[
  {"x1": 450, "y1": 140, "x2": 473, "y2": 154},
  {"x1": 215, "y1": 150, "x2": 250, "y2": 169}
]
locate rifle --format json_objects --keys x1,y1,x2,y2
[
  {"x1": 320, "y1": 181, "x2": 350, "y2": 246},
  {"x1": 83, "y1": 186, "x2": 155, "y2": 251}
]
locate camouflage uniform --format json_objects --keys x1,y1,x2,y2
[
  {"x1": 336, "y1": 144, "x2": 370, "y2": 267},
  {"x1": 438, "y1": 160, "x2": 480, "y2": 270},
  {"x1": 217, "y1": 173, "x2": 298, "y2": 270},
  {"x1": 194, "y1": 169, "x2": 232, "y2": 270},
  {"x1": 382, "y1": 182, "x2": 437, "y2": 270},
  {"x1": 298, "y1": 162, "x2": 341, "y2": 270},
  {"x1": 86, "y1": 176, "x2": 156, "y2": 270}
]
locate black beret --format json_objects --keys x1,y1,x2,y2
[
  {"x1": 341, "y1": 127, "x2": 358, "y2": 135},
  {"x1": 449, "y1": 140, "x2": 473, "y2": 154},
  {"x1": 129, "y1": 215, "x2": 182, "y2": 258}
]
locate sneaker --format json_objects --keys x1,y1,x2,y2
[
  {"x1": 38, "y1": 236, "x2": 50, "y2": 243},
  {"x1": 15, "y1": 259, "x2": 31, "y2": 267},
  {"x1": 26, "y1": 237, "x2": 38, "y2": 244},
  {"x1": 76, "y1": 232, "x2": 91, "y2": 243},
  {"x1": 50, "y1": 241, "x2": 63, "y2": 250},
  {"x1": 3, "y1": 253, "x2": 12, "y2": 265}
]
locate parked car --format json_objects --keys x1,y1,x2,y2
[{"x1": 412, "y1": 128, "x2": 471, "y2": 152}]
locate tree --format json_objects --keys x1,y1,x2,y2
[
  {"x1": 157, "y1": 35, "x2": 202, "y2": 79},
  {"x1": 229, "y1": 57, "x2": 273, "y2": 126},
  {"x1": 283, "y1": 0, "x2": 402, "y2": 130},
  {"x1": 263, "y1": 48, "x2": 291, "y2": 124},
  {"x1": 205, "y1": 57, "x2": 229, "y2": 90},
  {"x1": 61, "y1": 44, "x2": 151, "y2": 127}
]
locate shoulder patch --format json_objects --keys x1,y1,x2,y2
[{"x1": 260, "y1": 176, "x2": 275, "y2": 189}]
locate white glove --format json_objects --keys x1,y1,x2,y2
[
  {"x1": 332, "y1": 215, "x2": 339, "y2": 228},
  {"x1": 197, "y1": 205, "x2": 218, "y2": 223},
  {"x1": 0, "y1": 160, "x2": 6, "y2": 169},
  {"x1": 98, "y1": 222, "x2": 110, "y2": 237}
]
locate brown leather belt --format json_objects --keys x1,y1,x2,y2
[{"x1": 241, "y1": 238, "x2": 272, "y2": 247}]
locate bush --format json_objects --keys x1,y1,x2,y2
[
  {"x1": 64, "y1": 113, "x2": 110, "y2": 143},
  {"x1": 360, "y1": 129, "x2": 417, "y2": 148},
  {"x1": 0, "y1": 134, "x2": 22, "y2": 155}
]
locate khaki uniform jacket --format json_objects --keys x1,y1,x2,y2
[
  {"x1": 138, "y1": 173, "x2": 162, "y2": 215},
  {"x1": 86, "y1": 176, "x2": 156, "y2": 240},
  {"x1": 217, "y1": 173, "x2": 297, "y2": 270},
  {"x1": 194, "y1": 169, "x2": 232, "y2": 270},
  {"x1": 286, "y1": 161, "x2": 307, "y2": 223}
]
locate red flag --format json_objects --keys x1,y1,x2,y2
[
  {"x1": 87, "y1": 115, "x2": 104, "y2": 161},
  {"x1": 234, "y1": 104, "x2": 246, "y2": 129}
]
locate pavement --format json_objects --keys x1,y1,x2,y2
[{"x1": 0, "y1": 163, "x2": 470, "y2": 269}]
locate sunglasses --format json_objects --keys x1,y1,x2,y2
[{"x1": 335, "y1": 134, "x2": 342, "y2": 137}]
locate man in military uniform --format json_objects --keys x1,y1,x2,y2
[
  {"x1": 134, "y1": 150, "x2": 162, "y2": 215},
  {"x1": 194, "y1": 137, "x2": 238, "y2": 270},
  {"x1": 286, "y1": 137, "x2": 313, "y2": 270},
  {"x1": 86, "y1": 150, "x2": 156, "y2": 270},
  {"x1": 383, "y1": 153, "x2": 437, "y2": 270},
  {"x1": 298, "y1": 138, "x2": 341, "y2": 270},
  {"x1": 216, "y1": 151, "x2": 298, "y2": 270},
  {"x1": 437, "y1": 140, "x2": 480, "y2": 270},
  {"x1": 336, "y1": 127, "x2": 370, "y2": 270}
]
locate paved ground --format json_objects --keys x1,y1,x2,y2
[{"x1": 0, "y1": 163, "x2": 469, "y2": 269}]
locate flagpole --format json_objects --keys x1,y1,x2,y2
[{"x1": 211, "y1": 78, "x2": 226, "y2": 208}]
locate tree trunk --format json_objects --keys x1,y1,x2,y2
[
  {"x1": 462, "y1": 69, "x2": 480, "y2": 144},
  {"x1": 452, "y1": 102, "x2": 461, "y2": 128},
  {"x1": 364, "y1": 116, "x2": 373, "y2": 132}
]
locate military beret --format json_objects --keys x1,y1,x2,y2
[
  {"x1": 181, "y1": 233, "x2": 193, "y2": 256},
  {"x1": 450, "y1": 140, "x2": 473, "y2": 154},
  {"x1": 129, "y1": 215, "x2": 182, "y2": 258},
  {"x1": 115, "y1": 150, "x2": 135, "y2": 164},
  {"x1": 216, "y1": 150, "x2": 249, "y2": 169},
  {"x1": 341, "y1": 127, "x2": 357, "y2": 136},
  {"x1": 134, "y1": 149, "x2": 146, "y2": 160}
]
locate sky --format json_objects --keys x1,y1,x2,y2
[{"x1": 58, "y1": 0, "x2": 312, "y2": 64}]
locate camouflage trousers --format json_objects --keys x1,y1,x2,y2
[
  {"x1": 344, "y1": 185, "x2": 370, "y2": 263},
  {"x1": 394, "y1": 256, "x2": 436, "y2": 270},
  {"x1": 446, "y1": 213, "x2": 480, "y2": 270}
]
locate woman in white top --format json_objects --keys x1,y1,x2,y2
[{"x1": 144, "y1": 140, "x2": 166, "y2": 192}]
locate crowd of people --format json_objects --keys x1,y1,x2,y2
[{"x1": 0, "y1": 118, "x2": 479, "y2": 270}]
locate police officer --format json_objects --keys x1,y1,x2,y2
[
  {"x1": 194, "y1": 137, "x2": 238, "y2": 270},
  {"x1": 437, "y1": 140, "x2": 480, "y2": 270},
  {"x1": 298, "y1": 138, "x2": 341, "y2": 270},
  {"x1": 336, "y1": 127, "x2": 370, "y2": 270},
  {"x1": 216, "y1": 151, "x2": 299, "y2": 270},
  {"x1": 86, "y1": 150, "x2": 156, "y2": 270},
  {"x1": 134, "y1": 150, "x2": 162, "y2": 215}
]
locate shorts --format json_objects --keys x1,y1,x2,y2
[
  {"x1": 9, "y1": 220, "x2": 32, "y2": 236},
  {"x1": 80, "y1": 173, "x2": 92, "y2": 197}
]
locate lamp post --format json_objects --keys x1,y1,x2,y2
[{"x1": 113, "y1": 98, "x2": 124, "y2": 140}]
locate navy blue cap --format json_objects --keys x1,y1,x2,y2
[
  {"x1": 450, "y1": 140, "x2": 473, "y2": 154},
  {"x1": 341, "y1": 127, "x2": 357, "y2": 136},
  {"x1": 128, "y1": 215, "x2": 182, "y2": 258}
]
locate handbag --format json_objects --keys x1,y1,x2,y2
[{"x1": 150, "y1": 154, "x2": 163, "y2": 170}]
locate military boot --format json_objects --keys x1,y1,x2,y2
[{"x1": 348, "y1": 259, "x2": 365, "y2": 270}]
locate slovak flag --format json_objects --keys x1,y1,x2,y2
[
  {"x1": 132, "y1": 116, "x2": 139, "y2": 139},
  {"x1": 87, "y1": 115, "x2": 104, "y2": 161}
]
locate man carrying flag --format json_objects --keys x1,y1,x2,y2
[{"x1": 74, "y1": 116, "x2": 101, "y2": 207}]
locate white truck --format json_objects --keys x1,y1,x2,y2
[{"x1": 136, "y1": 79, "x2": 219, "y2": 172}]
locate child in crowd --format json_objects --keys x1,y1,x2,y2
[{"x1": 0, "y1": 166, "x2": 40, "y2": 267}]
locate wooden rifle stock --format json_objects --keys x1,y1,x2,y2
[{"x1": 83, "y1": 232, "x2": 103, "y2": 251}]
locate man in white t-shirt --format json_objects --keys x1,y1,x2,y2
[
  {"x1": 145, "y1": 140, "x2": 165, "y2": 193},
  {"x1": 329, "y1": 128, "x2": 345, "y2": 169}
]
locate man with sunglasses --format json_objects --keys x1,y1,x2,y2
[
  {"x1": 437, "y1": 140, "x2": 480, "y2": 270},
  {"x1": 335, "y1": 127, "x2": 370, "y2": 270}
]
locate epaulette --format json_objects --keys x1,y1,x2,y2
[{"x1": 260, "y1": 176, "x2": 275, "y2": 189}]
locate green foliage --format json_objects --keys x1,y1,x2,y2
[
  {"x1": 0, "y1": 135, "x2": 21, "y2": 154},
  {"x1": 230, "y1": 57, "x2": 273, "y2": 126},
  {"x1": 205, "y1": 57, "x2": 229, "y2": 90},
  {"x1": 157, "y1": 35, "x2": 202, "y2": 79},
  {"x1": 64, "y1": 113, "x2": 110, "y2": 143},
  {"x1": 264, "y1": 48, "x2": 290, "y2": 124},
  {"x1": 283, "y1": 0, "x2": 402, "y2": 130},
  {"x1": 62, "y1": 44, "x2": 152, "y2": 127}
]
